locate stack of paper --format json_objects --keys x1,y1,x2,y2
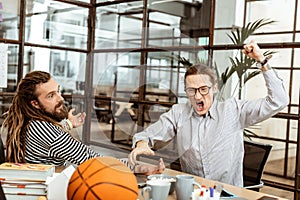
[{"x1": 0, "y1": 162, "x2": 55, "y2": 200}]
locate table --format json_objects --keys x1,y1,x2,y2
[
  {"x1": 54, "y1": 165, "x2": 287, "y2": 200},
  {"x1": 138, "y1": 168, "x2": 288, "y2": 200}
]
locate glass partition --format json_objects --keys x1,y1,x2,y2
[
  {"x1": 295, "y1": 49, "x2": 300, "y2": 67},
  {"x1": 25, "y1": 0, "x2": 89, "y2": 49},
  {"x1": 296, "y1": 33, "x2": 300, "y2": 42},
  {"x1": 0, "y1": 0, "x2": 20, "y2": 40},
  {"x1": 263, "y1": 139, "x2": 296, "y2": 176},
  {"x1": 0, "y1": 44, "x2": 19, "y2": 92},
  {"x1": 95, "y1": 2, "x2": 143, "y2": 49},
  {"x1": 23, "y1": 46, "x2": 86, "y2": 95},
  {"x1": 251, "y1": 34, "x2": 294, "y2": 44},
  {"x1": 247, "y1": 0, "x2": 296, "y2": 32},
  {"x1": 297, "y1": 1, "x2": 300, "y2": 30},
  {"x1": 291, "y1": 70, "x2": 300, "y2": 106},
  {"x1": 93, "y1": 52, "x2": 141, "y2": 97}
]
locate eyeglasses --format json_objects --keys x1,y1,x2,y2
[{"x1": 185, "y1": 86, "x2": 211, "y2": 97}]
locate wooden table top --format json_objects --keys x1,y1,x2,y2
[
  {"x1": 137, "y1": 168, "x2": 288, "y2": 200},
  {"x1": 55, "y1": 164, "x2": 287, "y2": 200}
]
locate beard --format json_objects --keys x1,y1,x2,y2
[{"x1": 39, "y1": 100, "x2": 69, "y2": 122}]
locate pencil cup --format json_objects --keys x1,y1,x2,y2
[{"x1": 175, "y1": 175, "x2": 201, "y2": 200}]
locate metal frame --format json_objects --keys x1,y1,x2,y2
[{"x1": 0, "y1": 0, "x2": 299, "y2": 198}]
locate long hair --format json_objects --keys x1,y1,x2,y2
[{"x1": 1, "y1": 71, "x2": 63, "y2": 163}]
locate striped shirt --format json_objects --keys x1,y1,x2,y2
[
  {"x1": 25, "y1": 120, "x2": 132, "y2": 169},
  {"x1": 132, "y1": 69, "x2": 289, "y2": 187}
]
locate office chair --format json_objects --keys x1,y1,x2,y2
[
  {"x1": 0, "y1": 136, "x2": 5, "y2": 164},
  {"x1": 243, "y1": 140, "x2": 272, "y2": 192}
]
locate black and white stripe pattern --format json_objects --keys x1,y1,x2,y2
[{"x1": 25, "y1": 120, "x2": 132, "y2": 170}]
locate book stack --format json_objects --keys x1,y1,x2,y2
[{"x1": 0, "y1": 162, "x2": 55, "y2": 200}]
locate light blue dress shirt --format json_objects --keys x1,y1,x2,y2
[{"x1": 132, "y1": 69, "x2": 289, "y2": 187}]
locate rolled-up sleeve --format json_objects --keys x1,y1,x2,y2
[{"x1": 132, "y1": 105, "x2": 182, "y2": 148}]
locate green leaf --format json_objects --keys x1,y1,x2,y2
[
  {"x1": 244, "y1": 71, "x2": 261, "y2": 84},
  {"x1": 227, "y1": 19, "x2": 276, "y2": 45}
]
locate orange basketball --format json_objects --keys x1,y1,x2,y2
[{"x1": 67, "y1": 156, "x2": 138, "y2": 200}]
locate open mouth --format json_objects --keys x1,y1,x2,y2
[
  {"x1": 55, "y1": 101, "x2": 64, "y2": 109},
  {"x1": 57, "y1": 104, "x2": 63, "y2": 110},
  {"x1": 55, "y1": 101, "x2": 65, "y2": 112},
  {"x1": 55, "y1": 104, "x2": 63, "y2": 110},
  {"x1": 196, "y1": 101, "x2": 204, "y2": 111}
]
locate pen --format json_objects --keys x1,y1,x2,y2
[{"x1": 210, "y1": 187, "x2": 214, "y2": 197}]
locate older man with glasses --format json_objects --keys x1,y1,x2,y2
[{"x1": 128, "y1": 41, "x2": 289, "y2": 187}]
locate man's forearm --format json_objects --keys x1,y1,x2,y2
[
  {"x1": 136, "y1": 140, "x2": 148, "y2": 147},
  {"x1": 132, "y1": 133, "x2": 150, "y2": 148}
]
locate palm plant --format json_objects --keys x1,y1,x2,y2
[{"x1": 219, "y1": 18, "x2": 277, "y2": 100}]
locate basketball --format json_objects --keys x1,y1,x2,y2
[{"x1": 67, "y1": 156, "x2": 138, "y2": 200}]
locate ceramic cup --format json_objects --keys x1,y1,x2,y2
[
  {"x1": 175, "y1": 175, "x2": 201, "y2": 200},
  {"x1": 147, "y1": 174, "x2": 176, "y2": 194},
  {"x1": 142, "y1": 180, "x2": 171, "y2": 200}
]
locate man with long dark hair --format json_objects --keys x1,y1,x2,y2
[{"x1": 1, "y1": 71, "x2": 164, "y2": 174}]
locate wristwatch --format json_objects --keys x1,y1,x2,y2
[{"x1": 256, "y1": 55, "x2": 272, "y2": 70}]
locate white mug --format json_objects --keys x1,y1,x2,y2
[
  {"x1": 142, "y1": 180, "x2": 171, "y2": 200},
  {"x1": 175, "y1": 175, "x2": 201, "y2": 200}
]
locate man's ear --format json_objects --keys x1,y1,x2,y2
[
  {"x1": 213, "y1": 84, "x2": 218, "y2": 94},
  {"x1": 30, "y1": 100, "x2": 40, "y2": 109}
]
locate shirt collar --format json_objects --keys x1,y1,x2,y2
[{"x1": 208, "y1": 100, "x2": 217, "y2": 120}]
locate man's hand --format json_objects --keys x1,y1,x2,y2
[
  {"x1": 242, "y1": 40, "x2": 265, "y2": 62},
  {"x1": 68, "y1": 108, "x2": 86, "y2": 128},
  {"x1": 128, "y1": 140, "x2": 155, "y2": 165},
  {"x1": 134, "y1": 158, "x2": 165, "y2": 176}
]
